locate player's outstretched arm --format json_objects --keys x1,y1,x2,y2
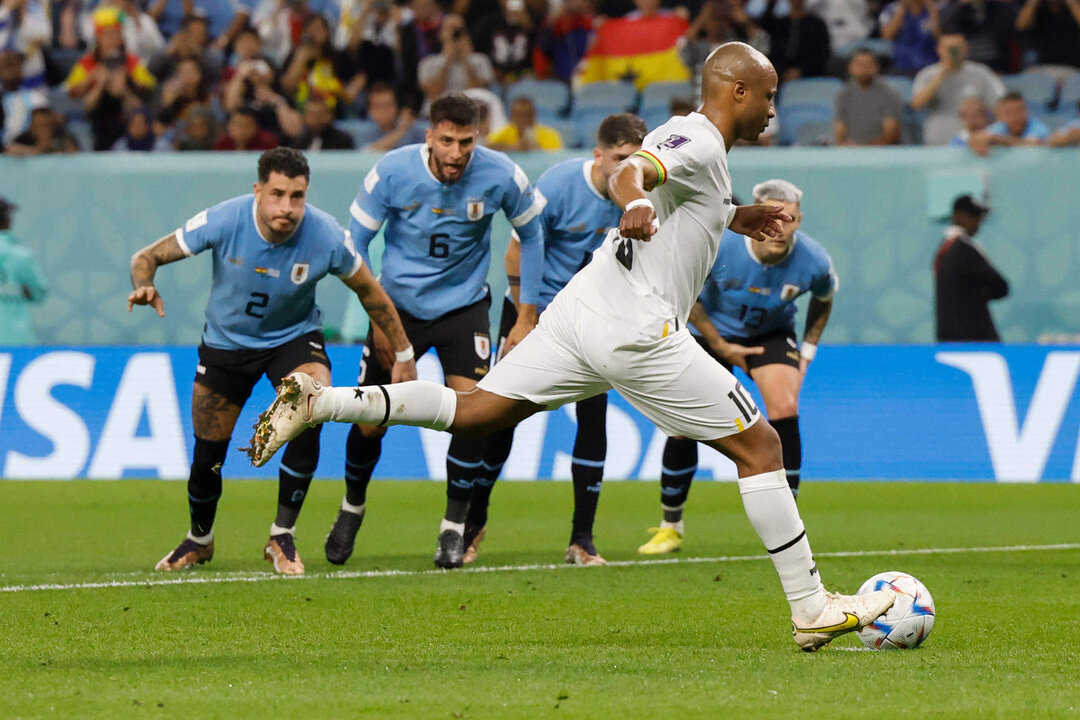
[
  {"x1": 609, "y1": 155, "x2": 660, "y2": 240},
  {"x1": 800, "y1": 296, "x2": 832, "y2": 375},
  {"x1": 127, "y1": 233, "x2": 187, "y2": 317},
  {"x1": 730, "y1": 204, "x2": 791, "y2": 242},
  {"x1": 342, "y1": 264, "x2": 418, "y2": 383}
]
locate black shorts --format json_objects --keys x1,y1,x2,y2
[
  {"x1": 496, "y1": 295, "x2": 517, "y2": 361},
  {"x1": 195, "y1": 330, "x2": 331, "y2": 407},
  {"x1": 698, "y1": 327, "x2": 801, "y2": 373},
  {"x1": 360, "y1": 296, "x2": 492, "y2": 384}
]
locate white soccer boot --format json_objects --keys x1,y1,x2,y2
[
  {"x1": 245, "y1": 372, "x2": 322, "y2": 467},
  {"x1": 792, "y1": 589, "x2": 897, "y2": 652}
]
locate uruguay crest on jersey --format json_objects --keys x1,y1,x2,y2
[
  {"x1": 291, "y1": 263, "x2": 310, "y2": 284},
  {"x1": 467, "y1": 199, "x2": 485, "y2": 221}
]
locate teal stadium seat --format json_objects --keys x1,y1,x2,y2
[
  {"x1": 1001, "y1": 72, "x2": 1057, "y2": 111},
  {"x1": 639, "y1": 81, "x2": 694, "y2": 111},
  {"x1": 1057, "y1": 71, "x2": 1080, "y2": 112},
  {"x1": 505, "y1": 79, "x2": 571, "y2": 118},
  {"x1": 571, "y1": 80, "x2": 638, "y2": 113},
  {"x1": 778, "y1": 103, "x2": 833, "y2": 145},
  {"x1": 778, "y1": 77, "x2": 843, "y2": 110}
]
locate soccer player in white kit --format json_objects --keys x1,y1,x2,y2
[{"x1": 245, "y1": 43, "x2": 895, "y2": 651}]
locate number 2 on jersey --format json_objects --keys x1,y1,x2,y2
[{"x1": 245, "y1": 292, "x2": 269, "y2": 318}]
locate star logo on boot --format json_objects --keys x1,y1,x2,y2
[{"x1": 354, "y1": 387, "x2": 364, "y2": 399}]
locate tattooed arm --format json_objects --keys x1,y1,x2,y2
[
  {"x1": 128, "y1": 233, "x2": 188, "y2": 317},
  {"x1": 342, "y1": 263, "x2": 418, "y2": 383}
]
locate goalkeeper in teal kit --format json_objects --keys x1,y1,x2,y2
[
  {"x1": 640, "y1": 178, "x2": 838, "y2": 555},
  {"x1": 127, "y1": 148, "x2": 415, "y2": 575}
]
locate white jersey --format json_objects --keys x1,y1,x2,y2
[{"x1": 560, "y1": 112, "x2": 737, "y2": 326}]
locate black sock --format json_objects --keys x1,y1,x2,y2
[
  {"x1": 772, "y1": 415, "x2": 802, "y2": 498},
  {"x1": 661, "y1": 437, "x2": 698, "y2": 523},
  {"x1": 344, "y1": 425, "x2": 382, "y2": 507},
  {"x1": 467, "y1": 425, "x2": 515, "y2": 527},
  {"x1": 188, "y1": 437, "x2": 229, "y2": 538},
  {"x1": 570, "y1": 394, "x2": 607, "y2": 541},
  {"x1": 275, "y1": 425, "x2": 321, "y2": 529},
  {"x1": 445, "y1": 436, "x2": 483, "y2": 524}
]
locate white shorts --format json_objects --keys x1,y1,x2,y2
[{"x1": 477, "y1": 293, "x2": 760, "y2": 441}]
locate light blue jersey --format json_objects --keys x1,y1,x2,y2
[
  {"x1": 529, "y1": 158, "x2": 622, "y2": 312},
  {"x1": 176, "y1": 194, "x2": 363, "y2": 351},
  {"x1": 348, "y1": 144, "x2": 545, "y2": 320},
  {"x1": 697, "y1": 228, "x2": 837, "y2": 338}
]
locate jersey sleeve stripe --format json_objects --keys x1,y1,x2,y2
[
  {"x1": 634, "y1": 150, "x2": 667, "y2": 185},
  {"x1": 337, "y1": 252, "x2": 365, "y2": 279},
  {"x1": 174, "y1": 228, "x2": 194, "y2": 257},
  {"x1": 509, "y1": 189, "x2": 548, "y2": 228},
  {"x1": 349, "y1": 199, "x2": 383, "y2": 231}
]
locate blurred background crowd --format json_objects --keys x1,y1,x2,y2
[{"x1": 2, "y1": 0, "x2": 1080, "y2": 155}]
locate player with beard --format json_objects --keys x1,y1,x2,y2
[
  {"x1": 332, "y1": 92, "x2": 547, "y2": 569},
  {"x1": 249, "y1": 45, "x2": 895, "y2": 650},
  {"x1": 129, "y1": 148, "x2": 416, "y2": 575}
]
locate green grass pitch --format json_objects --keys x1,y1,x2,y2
[{"x1": 2, "y1": 479, "x2": 1078, "y2": 719}]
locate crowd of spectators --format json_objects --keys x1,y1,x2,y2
[{"x1": 1, "y1": 0, "x2": 1080, "y2": 155}]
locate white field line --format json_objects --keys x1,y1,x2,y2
[{"x1": 2, "y1": 543, "x2": 1077, "y2": 594}]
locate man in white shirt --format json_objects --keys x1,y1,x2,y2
[{"x1": 247, "y1": 42, "x2": 896, "y2": 653}]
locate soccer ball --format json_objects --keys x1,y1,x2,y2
[{"x1": 856, "y1": 571, "x2": 935, "y2": 650}]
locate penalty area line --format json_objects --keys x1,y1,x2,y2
[{"x1": 2, "y1": 542, "x2": 1078, "y2": 594}]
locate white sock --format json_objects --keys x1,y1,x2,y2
[
  {"x1": 313, "y1": 381, "x2": 457, "y2": 431},
  {"x1": 270, "y1": 523, "x2": 294, "y2": 537},
  {"x1": 440, "y1": 518, "x2": 465, "y2": 536},
  {"x1": 341, "y1": 498, "x2": 365, "y2": 516},
  {"x1": 738, "y1": 469, "x2": 825, "y2": 620},
  {"x1": 659, "y1": 517, "x2": 684, "y2": 535},
  {"x1": 187, "y1": 529, "x2": 213, "y2": 545}
]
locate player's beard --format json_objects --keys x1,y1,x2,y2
[
  {"x1": 258, "y1": 208, "x2": 301, "y2": 243},
  {"x1": 433, "y1": 152, "x2": 470, "y2": 184}
]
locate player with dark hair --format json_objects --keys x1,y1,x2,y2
[
  {"x1": 332, "y1": 92, "x2": 547, "y2": 569},
  {"x1": 640, "y1": 178, "x2": 838, "y2": 556},
  {"x1": 466, "y1": 113, "x2": 648, "y2": 566},
  {"x1": 128, "y1": 147, "x2": 415, "y2": 575},
  {"x1": 249, "y1": 45, "x2": 895, "y2": 651}
]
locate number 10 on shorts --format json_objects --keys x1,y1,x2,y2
[{"x1": 728, "y1": 381, "x2": 759, "y2": 428}]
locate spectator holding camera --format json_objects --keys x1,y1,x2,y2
[
  {"x1": 280, "y1": 13, "x2": 364, "y2": 111},
  {"x1": 337, "y1": 0, "x2": 400, "y2": 87},
  {"x1": 65, "y1": 7, "x2": 156, "y2": 151},
  {"x1": 222, "y1": 49, "x2": 302, "y2": 138},
  {"x1": 912, "y1": 33, "x2": 1004, "y2": 145},
  {"x1": 417, "y1": 14, "x2": 494, "y2": 109},
  {"x1": 148, "y1": 14, "x2": 222, "y2": 85}
]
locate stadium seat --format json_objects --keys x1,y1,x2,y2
[
  {"x1": 571, "y1": 81, "x2": 637, "y2": 113},
  {"x1": 639, "y1": 81, "x2": 694, "y2": 111},
  {"x1": 777, "y1": 103, "x2": 833, "y2": 145},
  {"x1": 778, "y1": 77, "x2": 843, "y2": 111},
  {"x1": 1001, "y1": 72, "x2": 1057, "y2": 111},
  {"x1": 505, "y1": 79, "x2": 570, "y2": 118},
  {"x1": 881, "y1": 75, "x2": 914, "y2": 105},
  {"x1": 546, "y1": 118, "x2": 582, "y2": 149},
  {"x1": 66, "y1": 119, "x2": 93, "y2": 152},
  {"x1": 569, "y1": 108, "x2": 612, "y2": 149},
  {"x1": 834, "y1": 38, "x2": 895, "y2": 61},
  {"x1": 794, "y1": 120, "x2": 832, "y2": 146},
  {"x1": 1058, "y1": 71, "x2": 1080, "y2": 112},
  {"x1": 337, "y1": 118, "x2": 377, "y2": 147},
  {"x1": 642, "y1": 107, "x2": 671, "y2": 131}
]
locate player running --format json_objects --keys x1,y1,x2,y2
[
  {"x1": 466, "y1": 113, "x2": 648, "y2": 566},
  {"x1": 128, "y1": 148, "x2": 415, "y2": 575},
  {"x1": 639, "y1": 178, "x2": 837, "y2": 556},
  {"x1": 247, "y1": 44, "x2": 895, "y2": 651},
  {"x1": 332, "y1": 93, "x2": 546, "y2": 569}
]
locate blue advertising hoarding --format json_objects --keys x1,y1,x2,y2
[{"x1": 0, "y1": 345, "x2": 1077, "y2": 482}]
